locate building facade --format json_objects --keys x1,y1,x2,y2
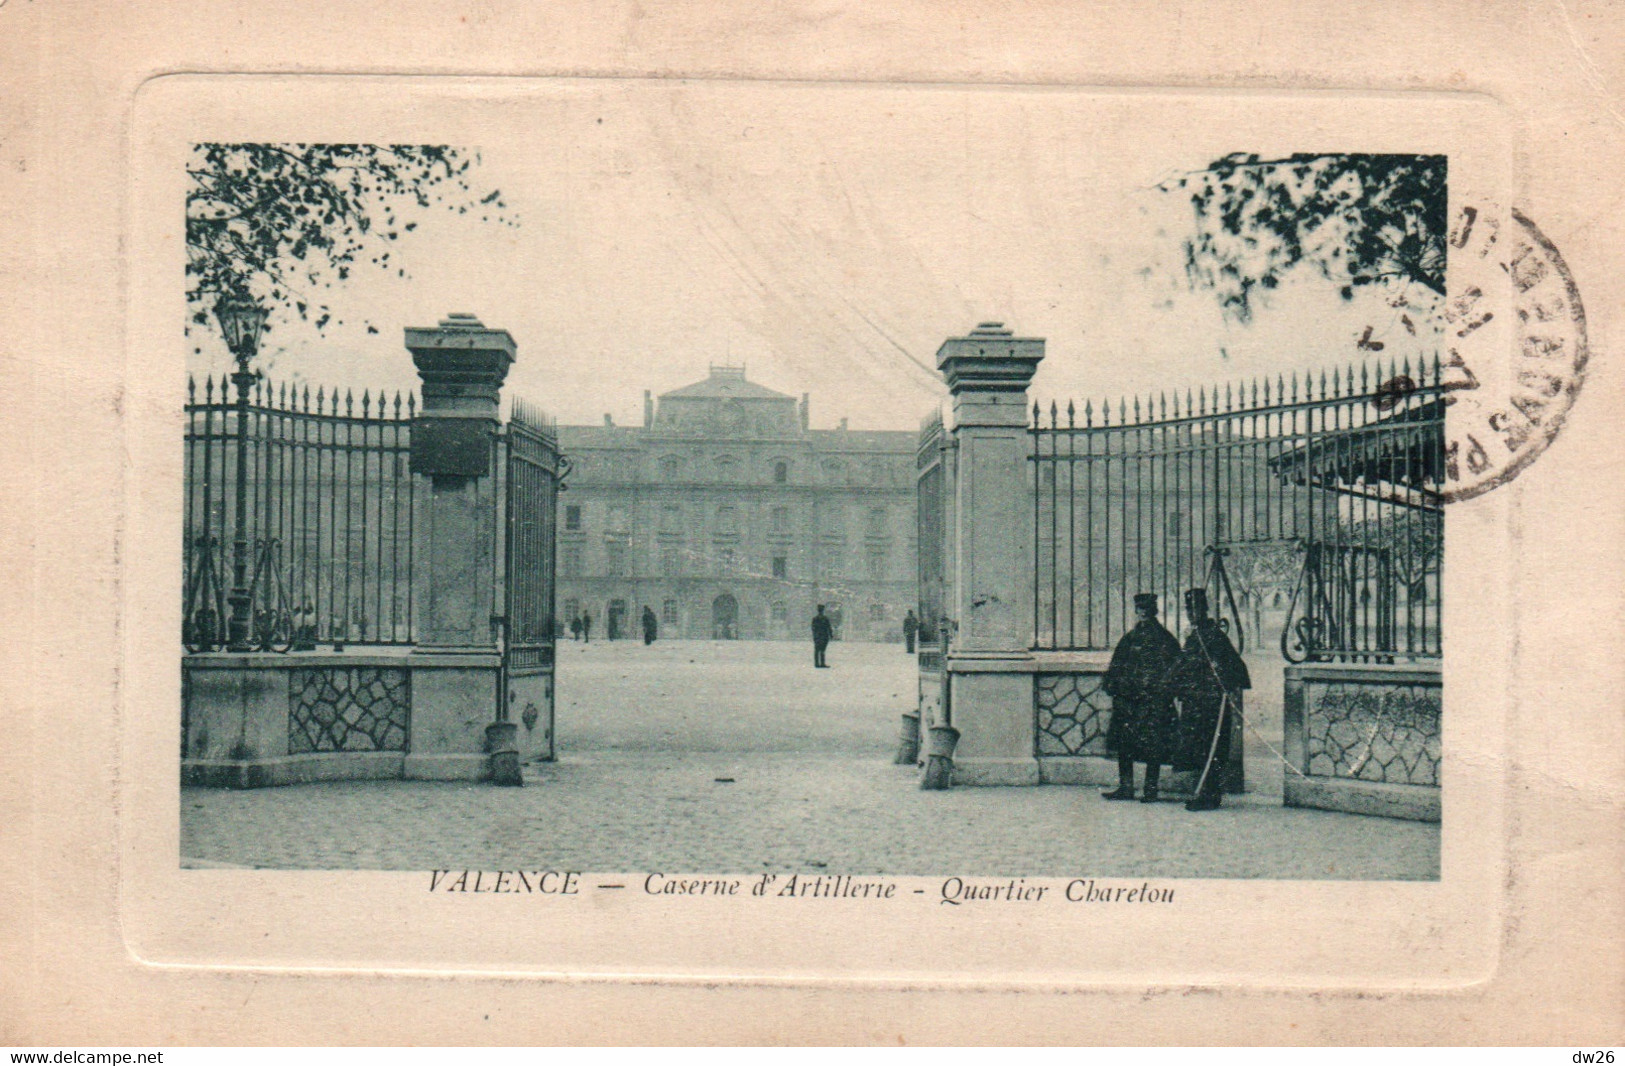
[{"x1": 556, "y1": 366, "x2": 916, "y2": 642}]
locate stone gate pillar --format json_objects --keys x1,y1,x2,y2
[
  {"x1": 938, "y1": 322, "x2": 1044, "y2": 785},
  {"x1": 403, "y1": 313, "x2": 514, "y2": 780}
]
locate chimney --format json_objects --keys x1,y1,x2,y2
[
  {"x1": 603, "y1": 413, "x2": 614, "y2": 427},
  {"x1": 839, "y1": 417, "x2": 848, "y2": 431},
  {"x1": 643, "y1": 390, "x2": 654, "y2": 427},
  {"x1": 799, "y1": 393, "x2": 810, "y2": 430}
]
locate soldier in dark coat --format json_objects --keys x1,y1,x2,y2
[
  {"x1": 1101, "y1": 592, "x2": 1183, "y2": 802},
  {"x1": 811, "y1": 604, "x2": 833, "y2": 668},
  {"x1": 1172, "y1": 587, "x2": 1251, "y2": 811},
  {"x1": 641, "y1": 605, "x2": 659, "y2": 645},
  {"x1": 902, "y1": 609, "x2": 919, "y2": 654}
]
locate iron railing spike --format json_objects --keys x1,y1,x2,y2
[
  {"x1": 407, "y1": 392, "x2": 416, "y2": 416},
  {"x1": 362, "y1": 389, "x2": 371, "y2": 417},
  {"x1": 187, "y1": 375, "x2": 196, "y2": 402},
  {"x1": 345, "y1": 388, "x2": 353, "y2": 416},
  {"x1": 1067, "y1": 399, "x2": 1075, "y2": 428},
  {"x1": 316, "y1": 385, "x2": 325, "y2": 414},
  {"x1": 1083, "y1": 398, "x2": 1093, "y2": 427},
  {"x1": 205, "y1": 375, "x2": 214, "y2": 403}
]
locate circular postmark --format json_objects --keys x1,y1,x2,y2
[{"x1": 1436, "y1": 204, "x2": 1590, "y2": 503}]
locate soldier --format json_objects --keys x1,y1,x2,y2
[
  {"x1": 641, "y1": 604, "x2": 659, "y2": 645},
  {"x1": 902, "y1": 609, "x2": 919, "y2": 654},
  {"x1": 811, "y1": 604, "x2": 833, "y2": 668},
  {"x1": 1101, "y1": 592, "x2": 1182, "y2": 803},
  {"x1": 1173, "y1": 588, "x2": 1251, "y2": 811}
]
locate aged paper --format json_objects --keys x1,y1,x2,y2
[{"x1": 3, "y1": 0, "x2": 1623, "y2": 1045}]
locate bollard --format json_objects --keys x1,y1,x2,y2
[
  {"x1": 894, "y1": 712, "x2": 921, "y2": 765},
  {"x1": 919, "y1": 724, "x2": 960, "y2": 790},
  {"x1": 485, "y1": 721, "x2": 523, "y2": 787}
]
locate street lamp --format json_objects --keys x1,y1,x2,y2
[{"x1": 213, "y1": 295, "x2": 267, "y2": 651}]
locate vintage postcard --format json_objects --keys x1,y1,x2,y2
[{"x1": 6, "y1": 0, "x2": 1624, "y2": 1046}]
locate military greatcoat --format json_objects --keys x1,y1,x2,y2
[
  {"x1": 1172, "y1": 619, "x2": 1251, "y2": 775},
  {"x1": 1102, "y1": 618, "x2": 1183, "y2": 763}
]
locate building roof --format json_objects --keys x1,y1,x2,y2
[{"x1": 660, "y1": 366, "x2": 794, "y2": 402}]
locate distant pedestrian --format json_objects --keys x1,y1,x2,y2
[
  {"x1": 581, "y1": 611, "x2": 592, "y2": 643},
  {"x1": 1173, "y1": 588, "x2": 1251, "y2": 812},
  {"x1": 902, "y1": 609, "x2": 919, "y2": 654},
  {"x1": 570, "y1": 615, "x2": 582, "y2": 641},
  {"x1": 642, "y1": 605, "x2": 658, "y2": 645},
  {"x1": 1100, "y1": 593, "x2": 1182, "y2": 803},
  {"x1": 293, "y1": 600, "x2": 317, "y2": 651},
  {"x1": 810, "y1": 604, "x2": 833, "y2": 668}
]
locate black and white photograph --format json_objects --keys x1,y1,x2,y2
[
  {"x1": 9, "y1": 0, "x2": 1625, "y2": 1048},
  {"x1": 174, "y1": 88, "x2": 1456, "y2": 881}
]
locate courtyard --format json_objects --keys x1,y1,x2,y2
[{"x1": 180, "y1": 638, "x2": 1440, "y2": 879}]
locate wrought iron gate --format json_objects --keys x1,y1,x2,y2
[
  {"x1": 1030, "y1": 356, "x2": 1445, "y2": 662},
  {"x1": 499, "y1": 399, "x2": 564, "y2": 754},
  {"x1": 915, "y1": 410, "x2": 952, "y2": 728}
]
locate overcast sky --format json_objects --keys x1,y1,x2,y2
[{"x1": 187, "y1": 84, "x2": 1444, "y2": 429}]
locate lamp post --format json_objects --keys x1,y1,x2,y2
[{"x1": 213, "y1": 295, "x2": 269, "y2": 652}]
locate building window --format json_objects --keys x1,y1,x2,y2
[
  {"x1": 772, "y1": 555, "x2": 788, "y2": 579},
  {"x1": 660, "y1": 504, "x2": 681, "y2": 533},
  {"x1": 719, "y1": 547, "x2": 735, "y2": 573},
  {"x1": 561, "y1": 544, "x2": 583, "y2": 577},
  {"x1": 869, "y1": 603, "x2": 887, "y2": 622},
  {"x1": 563, "y1": 598, "x2": 580, "y2": 624},
  {"x1": 605, "y1": 542, "x2": 627, "y2": 577},
  {"x1": 866, "y1": 506, "x2": 886, "y2": 537},
  {"x1": 660, "y1": 456, "x2": 683, "y2": 480},
  {"x1": 770, "y1": 505, "x2": 790, "y2": 532},
  {"x1": 661, "y1": 546, "x2": 682, "y2": 577},
  {"x1": 565, "y1": 504, "x2": 582, "y2": 531},
  {"x1": 716, "y1": 505, "x2": 737, "y2": 533},
  {"x1": 662, "y1": 599, "x2": 679, "y2": 625},
  {"x1": 773, "y1": 460, "x2": 789, "y2": 483},
  {"x1": 823, "y1": 459, "x2": 845, "y2": 483},
  {"x1": 867, "y1": 548, "x2": 886, "y2": 581},
  {"x1": 714, "y1": 455, "x2": 737, "y2": 480},
  {"x1": 823, "y1": 543, "x2": 844, "y2": 576},
  {"x1": 606, "y1": 505, "x2": 628, "y2": 533},
  {"x1": 770, "y1": 601, "x2": 788, "y2": 623}
]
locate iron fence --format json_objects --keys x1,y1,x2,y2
[
  {"x1": 502, "y1": 396, "x2": 562, "y2": 670},
  {"x1": 1031, "y1": 356, "x2": 1444, "y2": 662},
  {"x1": 184, "y1": 374, "x2": 417, "y2": 650}
]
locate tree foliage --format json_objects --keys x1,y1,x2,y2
[
  {"x1": 186, "y1": 143, "x2": 512, "y2": 338},
  {"x1": 1169, "y1": 153, "x2": 1447, "y2": 324}
]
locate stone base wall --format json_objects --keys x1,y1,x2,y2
[
  {"x1": 182, "y1": 649, "x2": 519, "y2": 788},
  {"x1": 1283, "y1": 662, "x2": 1441, "y2": 822}
]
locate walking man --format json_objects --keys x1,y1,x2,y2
[
  {"x1": 1101, "y1": 592, "x2": 1183, "y2": 803},
  {"x1": 641, "y1": 605, "x2": 659, "y2": 645},
  {"x1": 902, "y1": 609, "x2": 919, "y2": 654},
  {"x1": 1173, "y1": 588, "x2": 1251, "y2": 811},
  {"x1": 810, "y1": 604, "x2": 833, "y2": 668},
  {"x1": 580, "y1": 610, "x2": 592, "y2": 643}
]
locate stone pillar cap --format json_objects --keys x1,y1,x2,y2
[{"x1": 936, "y1": 322, "x2": 1045, "y2": 393}]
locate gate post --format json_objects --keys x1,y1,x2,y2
[
  {"x1": 403, "y1": 313, "x2": 514, "y2": 781},
  {"x1": 937, "y1": 323, "x2": 1044, "y2": 785}
]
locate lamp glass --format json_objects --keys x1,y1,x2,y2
[{"x1": 214, "y1": 297, "x2": 268, "y2": 360}]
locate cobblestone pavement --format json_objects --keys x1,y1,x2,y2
[{"x1": 181, "y1": 639, "x2": 1439, "y2": 879}]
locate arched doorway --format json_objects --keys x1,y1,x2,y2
[{"x1": 711, "y1": 593, "x2": 739, "y2": 640}]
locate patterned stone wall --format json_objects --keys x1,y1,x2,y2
[
  {"x1": 288, "y1": 667, "x2": 410, "y2": 754},
  {"x1": 1303, "y1": 678, "x2": 1440, "y2": 787},
  {"x1": 1035, "y1": 671, "x2": 1111, "y2": 757}
]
